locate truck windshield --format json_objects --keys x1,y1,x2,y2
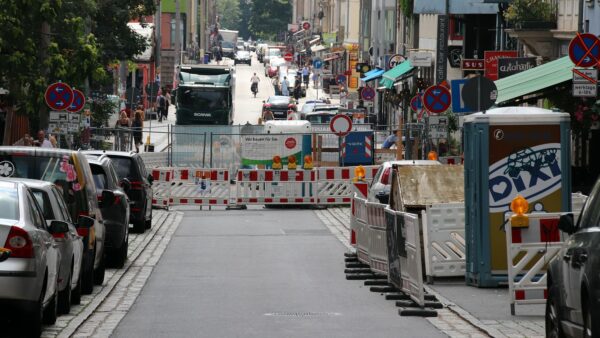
[{"x1": 178, "y1": 88, "x2": 230, "y2": 110}]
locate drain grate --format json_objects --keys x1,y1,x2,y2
[{"x1": 264, "y1": 312, "x2": 341, "y2": 318}]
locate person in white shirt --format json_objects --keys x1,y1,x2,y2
[
  {"x1": 35, "y1": 130, "x2": 54, "y2": 148},
  {"x1": 281, "y1": 76, "x2": 290, "y2": 96}
]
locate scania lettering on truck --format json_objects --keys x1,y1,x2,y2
[{"x1": 174, "y1": 64, "x2": 235, "y2": 125}]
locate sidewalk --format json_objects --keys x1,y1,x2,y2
[
  {"x1": 140, "y1": 106, "x2": 177, "y2": 153},
  {"x1": 322, "y1": 207, "x2": 545, "y2": 338}
]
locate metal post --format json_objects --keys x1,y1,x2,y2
[
  {"x1": 202, "y1": 132, "x2": 207, "y2": 167},
  {"x1": 209, "y1": 132, "x2": 213, "y2": 168},
  {"x1": 175, "y1": 0, "x2": 182, "y2": 88}
]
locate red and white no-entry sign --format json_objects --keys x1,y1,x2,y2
[
  {"x1": 284, "y1": 53, "x2": 293, "y2": 62},
  {"x1": 329, "y1": 114, "x2": 353, "y2": 137}
]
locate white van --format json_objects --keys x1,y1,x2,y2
[{"x1": 265, "y1": 120, "x2": 311, "y2": 134}]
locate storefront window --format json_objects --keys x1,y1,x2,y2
[{"x1": 384, "y1": 9, "x2": 395, "y2": 44}]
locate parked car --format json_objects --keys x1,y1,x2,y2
[
  {"x1": 263, "y1": 96, "x2": 295, "y2": 120},
  {"x1": 256, "y1": 43, "x2": 268, "y2": 63},
  {"x1": 7, "y1": 178, "x2": 86, "y2": 315},
  {"x1": 546, "y1": 177, "x2": 600, "y2": 338},
  {"x1": 266, "y1": 57, "x2": 285, "y2": 77},
  {"x1": 85, "y1": 151, "x2": 153, "y2": 233},
  {"x1": 0, "y1": 180, "x2": 67, "y2": 335},
  {"x1": 234, "y1": 50, "x2": 251, "y2": 65},
  {"x1": 299, "y1": 100, "x2": 327, "y2": 119},
  {"x1": 86, "y1": 155, "x2": 130, "y2": 268},
  {"x1": 0, "y1": 147, "x2": 106, "y2": 294},
  {"x1": 263, "y1": 48, "x2": 282, "y2": 66},
  {"x1": 369, "y1": 160, "x2": 442, "y2": 204}
]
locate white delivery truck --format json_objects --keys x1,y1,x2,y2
[{"x1": 219, "y1": 29, "x2": 239, "y2": 58}]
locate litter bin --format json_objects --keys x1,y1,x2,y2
[
  {"x1": 463, "y1": 107, "x2": 571, "y2": 287},
  {"x1": 204, "y1": 54, "x2": 210, "y2": 64}
]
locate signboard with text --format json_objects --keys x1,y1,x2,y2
[
  {"x1": 572, "y1": 68, "x2": 598, "y2": 97},
  {"x1": 408, "y1": 51, "x2": 433, "y2": 67},
  {"x1": 436, "y1": 15, "x2": 449, "y2": 84},
  {"x1": 497, "y1": 57, "x2": 537, "y2": 79},
  {"x1": 484, "y1": 51, "x2": 518, "y2": 81},
  {"x1": 461, "y1": 59, "x2": 484, "y2": 71}
]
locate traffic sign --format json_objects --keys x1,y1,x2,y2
[
  {"x1": 45, "y1": 82, "x2": 74, "y2": 111},
  {"x1": 302, "y1": 21, "x2": 311, "y2": 30},
  {"x1": 67, "y1": 89, "x2": 86, "y2": 113},
  {"x1": 410, "y1": 94, "x2": 423, "y2": 113},
  {"x1": 336, "y1": 74, "x2": 347, "y2": 84},
  {"x1": 568, "y1": 33, "x2": 600, "y2": 68},
  {"x1": 461, "y1": 76, "x2": 498, "y2": 112},
  {"x1": 423, "y1": 85, "x2": 451, "y2": 114},
  {"x1": 361, "y1": 87, "x2": 375, "y2": 101},
  {"x1": 313, "y1": 58, "x2": 323, "y2": 69},
  {"x1": 284, "y1": 53, "x2": 293, "y2": 62},
  {"x1": 572, "y1": 68, "x2": 598, "y2": 97},
  {"x1": 330, "y1": 114, "x2": 353, "y2": 137},
  {"x1": 387, "y1": 54, "x2": 405, "y2": 70},
  {"x1": 451, "y1": 79, "x2": 470, "y2": 114}
]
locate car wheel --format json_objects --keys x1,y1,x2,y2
[
  {"x1": 545, "y1": 285, "x2": 563, "y2": 338},
  {"x1": 42, "y1": 281, "x2": 58, "y2": 325},
  {"x1": 81, "y1": 248, "x2": 95, "y2": 294},
  {"x1": 112, "y1": 233, "x2": 128, "y2": 269},
  {"x1": 26, "y1": 282, "x2": 45, "y2": 337},
  {"x1": 93, "y1": 252, "x2": 106, "y2": 286},
  {"x1": 71, "y1": 266, "x2": 82, "y2": 305},
  {"x1": 145, "y1": 208, "x2": 153, "y2": 229},
  {"x1": 583, "y1": 295, "x2": 597, "y2": 338},
  {"x1": 57, "y1": 265, "x2": 72, "y2": 314},
  {"x1": 133, "y1": 219, "x2": 146, "y2": 233}
]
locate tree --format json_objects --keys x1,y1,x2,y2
[
  {"x1": 249, "y1": 0, "x2": 291, "y2": 40},
  {"x1": 238, "y1": 0, "x2": 252, "y2": 40},
  {"x1": 216, "y1": 0, "x2": 241, "y2": 31}
]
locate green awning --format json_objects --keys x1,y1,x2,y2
[
  {"x1": 495, "y1": 56, "x2": 575, "y2": 104},
  {"x1": 380, "y1": 60, "x2": 414, "y2": 89}
]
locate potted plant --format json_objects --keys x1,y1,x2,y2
[{"x1": 503, "y1": 0, "x2": 557, "y2": 30}]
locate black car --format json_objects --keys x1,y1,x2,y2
[
  {"x1": 262, "y1": 96, "x2": 294, "y2": 120},
  {"x1": 87, "y1": 155, "x2": 131, "y2": 268},
  {"x1": 546, "y1": 178, "x2": 600, "y2": 338},
  {"x1": 234, "y1": 51, "x2": 251, "y2": 65},
  {"x1": 85, "y1": 151, "x2": 153, "y2": 233}
]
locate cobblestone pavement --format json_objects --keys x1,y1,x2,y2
[
  {"x1": 315, "y1": 207, "x2": 546, "y2": 338},
  {"x1": 39, "y1": 209, "x2": 183, "y2": 338}
]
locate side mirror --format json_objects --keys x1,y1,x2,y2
[
  {"x1": 120, "y1": 178, "x2": 132, "y2": 192},
  {"x1": 147, "y1": 174, "x2": 154, "y2": 185},
  {"x1": 558, "y1": 213, "x2": 576, "y2": 235},
  {"x1": 101, "y1": 190, "x2": 115, "y2": 207},
  {"x1": 77, "y1": 215, "x2": 95, "y2": 229},
  {"x1": 49, "y1": 220, "x2": 69, "y2": 234}
]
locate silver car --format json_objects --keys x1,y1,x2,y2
[
  {"x1": 0, "y1": 180, "x2": 65, "y2": 336},
  {"x1": 10, "y1": 178, "x2": 85, "y2": 314}
]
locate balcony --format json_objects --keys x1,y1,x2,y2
[{"x1": 504, "y1": 0, "x2": 559, "y2": 59}]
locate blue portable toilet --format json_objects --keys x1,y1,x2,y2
[{"x1": 463, "y1": 107, "x2": 571, "y2": 287}]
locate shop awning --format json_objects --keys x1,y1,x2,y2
[
  {"x1": 494, "y1": 56, "x2": 575, "y2": 104},
  {"x1": 380, "y1": 60, "x2": 414, "y2": 89},
  {"x1": 360, "y1": 68, "x2": 384, "y2": 82}
]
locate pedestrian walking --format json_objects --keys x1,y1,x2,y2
[
  {"x1": 156, "y1": 90, "x2": 168, "y2": 122},
  {"x1": 115, "y1": 111, "x2": 131, "y2": 151},
  {"x1": 281, "y1": 76, "x2": 290, "y2": 96},
  {"x1": 302, "y1": 65, "x2": 310, "y2": 87},
  {"x1": 293, "y1": 76, "x2": 302, "y2": 101},
  {"x1": 131, "y1": 110, "x2": 143, "y2": 153},
  {"x1": 165, "y1": 89, "x2": 172, "y2": 118}
]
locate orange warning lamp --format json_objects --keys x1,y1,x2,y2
[
  {"x1": 272, "y1": 155, "x2": 282, "y2": 170},
  {"x1": 303, "y1": 155, "x2": 313, "y2": 170},
  {"x1": 353, "y1": 165, "x2": 366, "y2": 182},
  {"x1": 510, "y1": 194, "x2": 530, "y2": 228},
  {"x1": 288, "y1": 155, "x2": 297, "y2": 170},
  {"x1": 427, "y1": 150, "x2": 438, "y2": 161}
]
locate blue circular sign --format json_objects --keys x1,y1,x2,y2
[
  {"x1": 67, "y1": 89, "x2": 86, "y2": 113},
  {"x1": 336, "y1": 75, "x2": 347, "y2": 84},
  {"x1": 313, "y1": 58, "x2": 323, "y2": 69},
  {"x1": 361, "y1": 87, "x2": 375, "y2": 101},
  {"x1": 423, "y1": 85, "x2": 451, "y2": 114},
  {"x1": 569, "y1": 33, "x2": 600, "y2": 68},
  {"x1": 45, "y1": 82, "x2": 74, "y2": 111}
]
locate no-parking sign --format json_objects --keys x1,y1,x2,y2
[
  {"x1": 423, "y1": 85, "x2": 451, "y2": 114},
  {"x1": 45, "y1": 82, "x2": 74, "y2": 111}
]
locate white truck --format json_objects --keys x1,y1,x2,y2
[{"x1": 219, "y1": 29, "x2": 238, "y2": 58}]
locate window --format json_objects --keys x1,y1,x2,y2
[
  {"x1": 108, "y1": 157, "x2": 137, "y2": 180},
  {"x1": 384, "y1": 10, "x2": 395, "y2": 44},
  {"x1": 51, "y1": 186, "x2": 72, "y2": 223},
  {"x1": 0, "y1": 186, "x2": 19, "y2": 221},
  {"x1": 32, "y1": 190, "x2": 55, "y2": 221},
  {"x1": 27, "y1": 191, "x2": 45, "y2": 229},
  {"x1": 170, "y1": 14, "x2": 187, "y2": 49},
  {"x1": 578, "y1": 179, "x2": 600, "y2": 229},
  {"x1": 90, "y1": 164, "x2": 108, "y2": 191}
]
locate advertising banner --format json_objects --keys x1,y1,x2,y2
[
  {"x1": 487, "y1": 124, "x2": 563, "y2": 272},
  {"x1": 241, "y1": 134, "x2": 311, "y2": 167},
  {"x1": 484, "y1": 51, "x2": 518, "y2": 81},
  {"x1": 497, "y1": 57, "x2": 537, "y2": 79}
]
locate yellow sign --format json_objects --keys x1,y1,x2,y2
[{"x1": 349, "y1": 76, "x2": 358, "y2": 89}]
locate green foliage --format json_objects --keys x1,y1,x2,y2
[
  {"x1": 444, "y1": 110, "x2": 458, "y2": 133},
  {"x1": 249, "y1": 0, "x2": 291, "y2": 40},
  {"x1": 399, "y1": 0, "x2": 413, "y2": 17},
  {"x1": 504, "y1": 0, "x2": 556, "y2": 23},
  {"x1": 217, "y1": 0, "x2": 241, "y2": 31},
  {"x1": 238, "y1": 0, "x2": 252, "y2": 39}
]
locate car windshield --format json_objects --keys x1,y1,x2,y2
[
  {"x1": 306, "y1": 114, "x2": 335, "y2": 124},
  {"x1": 222, "y1": 41, "x2": 235, "y2": 49},
  {"x1": 269, "y1": 49, "x2": 281, "y2": 56},
  {"x1": 267, "y1": 96, "x2": 290, "y2": 104},
  {"x1": 0, "y1": 186, "x2": 19, "y2": 221},
  {"x1": 178, "y1": 87, "x2": 230, "y2": 110},
  {"x1": 237, "y1": 51, "x2": 250, "y2": 58}
]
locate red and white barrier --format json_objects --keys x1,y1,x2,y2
[
  {"x1": 316, "y1": 166, "x2": 379, "y2": 205},
  {"x1": 151, "y1": 168, "x2": 231, "y2": 208},
  {"x1": 151, "y1": 168, "x2": 173, "y2": 208},
  {"x1": 505, "y1": 213, "x2": 568, "y2": 315},
  {"x1": 235, "y1": 169, "x2": 317, "y2": 205}
]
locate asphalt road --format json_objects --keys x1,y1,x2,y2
[
  {"x1": 233, "y1": 55, "x2": 275, "y2": 125},
  {"x1": 113, "y1": 207, "x2": 446, "y2": 338}
]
